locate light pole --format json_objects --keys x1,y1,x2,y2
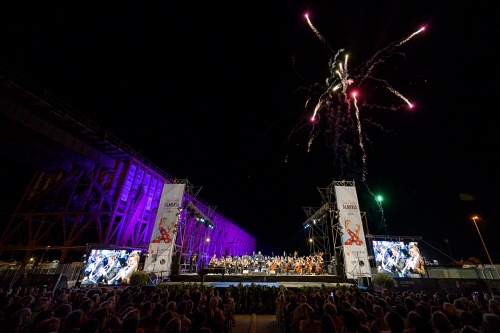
[{"x1": 472, "y1": 216, "x2": 493, "y2": 265}]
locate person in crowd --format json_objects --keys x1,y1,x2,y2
[
  {"x1": 299, "y1": 305, "x2": 321, "y2": 333},
  {"x1": 320, "y1": 313, "x2": 337, "y2": 333},
  {"x1": 382, "y1": 311, "x2": 405, "y2": 333},
  {"x1": 481, "y1": 313, "x2": 500, "y2": 333},
  {"x1": 431, "y1": 311, "x2": 455, "y2": 333},
  {"x1": 175, "y1": 300, "x2": 191, "y2": 333},
  {"x1": 342, "y1": 308, "x2": 361, "y2": 333},
  {"x1": 205, "y1": 297, "x2": 224, "y2": 333},
  {"x1": 185, "y1": 310, "x2": 212, "y2": 333}
]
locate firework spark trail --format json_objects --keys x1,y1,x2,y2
[
  {"x1": 363, "y1": 76, "x2": 414, "y2": 110},
  {"x1": 305, "y1": 13, "x2": 336, "y2": 53},
  {"x1": 304, "y1": 15, "x2": 424, "y2": 175},
  {"x1": 359, "y1": 26, "x2": 426, "y2": 85},
  {"x1": 395, "y1": 26, "x2": 425, "y2": 47},
  {"x1": 300, "y1": 15, "x2": 424, "y2": 229},
  {"x1": 352, "y1": 92, "x2": 367, "y2": 182},
  {"x1": 386, "y1": 86, "x2": 413, "y2": 108}
]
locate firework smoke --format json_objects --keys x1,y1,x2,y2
[{"x1": 300, "y1": 15, "x2": 425, "y2": 231}]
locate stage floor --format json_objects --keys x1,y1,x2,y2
[{"x1": 167, "y1": 272, "x2": 356, "y2": 288}]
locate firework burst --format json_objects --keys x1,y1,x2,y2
[
  {"x1": 303, "y1": 14, "x2": 425, "y2": 183},
  {"x1": 296, "y1": 15, "x2": 425, "y2": 232}
]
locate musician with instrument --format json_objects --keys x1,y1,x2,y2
[
  {"x1": 388, "y1": 244, "x2": 406, "y2": 276},
  {"x1": 98, "y1": 252, "x2": 120, "y2": 285},
  {"x1": 209, "y1": 254, "x2": 219, "y2": 267},
  {"x1": 110, "y1": 251, "x2": 140, "y2": 284},
  {"x1": 84, "y1": 251, "x2": 105, "y2": 284},
  {"x1": 402, "y1": 244, "x2": 425, "y2": 275}
]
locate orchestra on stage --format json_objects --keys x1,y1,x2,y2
[{"x1": 202, "y1": 251, "x2": 327, "y2": 275}]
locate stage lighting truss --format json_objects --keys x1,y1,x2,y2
[{"x1": 182, "y1": 200, "x2": 214, "y2": 230}]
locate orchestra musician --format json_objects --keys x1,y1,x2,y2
[
  {"x1": 256, "y1": 251, "x2": 264, "y2": 272},
  {"x1": 202, "y1": 251, "x2": 329, "y2": 276},
  {"x1": 189, "y1": 253, "x2": 198, "y2": 273},
  {"x1": 376, "y1": 245, "x2": 392, "y2": 272},
  {"x1": 84, "y1": 252, "x2": 105, "y2": 284},
  {"x1": 97, "y1": 252, "x2": 120, "y2": 285},
  {"x1": 403, "y1": 244, "x2": 425, "y2": 275},
  {"x1": 387, "y1": 245, "x2": 406, "y2": 276},
  {"x1": 110, "y1": 251, "x2": 140, "y2": 284}
]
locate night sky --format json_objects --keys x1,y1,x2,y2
[{"x1": 0, "y1": 2, "x2": 497, "y2": 264}]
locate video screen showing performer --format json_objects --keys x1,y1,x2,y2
[
  {"x1": 81, "y1": 248, "x2": 142, "y2": 285},
  {"x1": 372, "y1": 240, "x2": 426, "y2": 277}
]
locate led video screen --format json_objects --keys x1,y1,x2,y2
[
  {"x1": 81, "y1": 248, "x2": 142, "y2": 285},
  {"x1": 372, "y1": 240, "x2": 426, "y2": 276}
]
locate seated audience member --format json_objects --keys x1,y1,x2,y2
[{"x1": 482, "y1": 313, "x2": 500, "y2": 333}]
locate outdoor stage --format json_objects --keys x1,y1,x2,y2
[{"x1": 166, "y1": 272, "x2": 357, "y2": 288}]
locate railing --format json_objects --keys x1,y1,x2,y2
[{"x1": 0, "y1": 263, "x2": 85, "y2": 289}]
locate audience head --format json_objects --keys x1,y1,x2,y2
[
  {"x1": 482, "y1": 313, "x2": 500, "y2": 333},
  {"x1": 432, "y1": 311, "x2": 454, "y2": 332},
  {"x1": 320, "y1": 313, "x2": 337, "y2": 333},
  {"x1": 384, "y1": 311, "x2": 404, "y2": 333}
]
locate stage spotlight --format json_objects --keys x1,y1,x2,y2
[{"x1": 206, "y1": 221, "x2": 214, "y2": 229}]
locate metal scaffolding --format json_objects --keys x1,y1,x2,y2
[
  {"x1": 303, "y1": 180, "x2": 370, "y2": 276},
  {"x1": 0, "y1": 64, "x2": 256, "y2": 267},
  {"x1": 303, "y1": 181, "x2": 341, "y2": 268}
]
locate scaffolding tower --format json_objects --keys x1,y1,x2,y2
[
  {"x1": 303, "y1": 181, "x2": 342, "y2": 268},
  {"x1": 303, "y1": 180, "x2": 369, "y2": 275}
]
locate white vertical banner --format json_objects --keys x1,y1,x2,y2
[
  {"x1": 143, "y1": 183, "x2": 185, "y2": 274},
  {"x1": 334, "y1": 184, "x2": 371, "y2": 279}
]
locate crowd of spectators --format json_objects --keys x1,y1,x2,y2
[
  {"x1": 276, "y1": 288, "x2": 500, "y2": 333},
  {"x1": 1, "y1": 283, "x2": 499, "y2": 333},
  {"x1": 0, "y1": 285, "x2": 235, "y2": 333}
]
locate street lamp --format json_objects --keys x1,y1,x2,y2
[{"x1": 472, "y1": 216, "x2": 493, "y2": 265}]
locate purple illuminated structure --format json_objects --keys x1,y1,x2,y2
[
  {"x1": 0, "y1": 67, "x2": 256, "y2": 264},
  {"x1": 176, "y1": 195, "x2": 256, "y2": 268}
]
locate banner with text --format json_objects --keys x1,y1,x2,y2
[
  {"x1": 143, "y1": 183, "x2": 185, "y2": 274},
  {"x1": 335, "y1": 184, "x2": 371, "y2": 279}
]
